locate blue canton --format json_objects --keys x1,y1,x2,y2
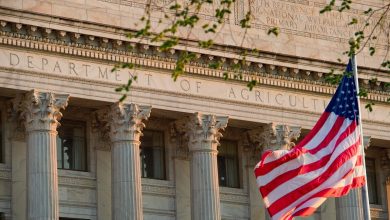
[{"x1": 325, "y1": 61, "x2": 359, "y2": 123}]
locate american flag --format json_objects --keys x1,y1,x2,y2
[{"x1": 254, "y1": 61, "x2": 366, "y2": 220}]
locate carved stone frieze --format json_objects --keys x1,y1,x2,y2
[{"x1": 0, "y1": 19, "x2": 388, "y2": 98}]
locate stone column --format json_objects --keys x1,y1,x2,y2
[
  {"x1": 108, "y1": 102, "x2": 151, "y2": 220},
  {"x1": 19, "y1": 90, "x2": 69, "y2": 220},
  {"x1": 245, "y1": 123, "x2": 301, "y2": 220},
  {"x1": 179, "y1": 113, "x2": 228, "y2": 220},
  {"x1": 336, "y1": 136, "x2": 371, "y2": 220}
]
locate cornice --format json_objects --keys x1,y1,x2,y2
[{"x1": 0, "y1": 18, "x2": 389, "y2": 103}]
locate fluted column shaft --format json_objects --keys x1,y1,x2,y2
[
  {"x1": 336, "y1": 189, "x2": 364, "y2": 220},
  {"x1": 20, "y1": 90, "x2": 69, "y2": 220},
  {"x1": 27, "y1": 130, "x2": 59, "y2": 220},
  {"x1": 112, "y1": 140, "x2": 142, "y2": 220},
  {"x1": 107, "y1": 102, "x2": 151, "y2": 220},
  {"x1": 186, "y1": 113, "x2": 228, "y2": 220},
  {"x1": 190, "y1": 145, "x2": 220, "y2": 220}
]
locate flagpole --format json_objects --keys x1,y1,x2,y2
[{"x1": 351, "y1": 55, "x2": 371, "y2": 220}]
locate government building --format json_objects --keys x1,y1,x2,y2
[{"x1": 0, "y1": 0, "x2": 389, "y2": 219}]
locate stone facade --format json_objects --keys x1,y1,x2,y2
[{"x1": 0, "y1": 0, "x2": 389, "y2": 220}]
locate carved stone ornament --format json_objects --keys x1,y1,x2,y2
[
  {"x1": 188, "y1": 113, "x2": 228, "y2": 152},
  {"x1": 248, "y1": 123, "x2": 301, "y2": 151},
  {"x1": 363, "y1": 135, "x2": 371, "y2": 150},
  {"x1": 6, "y1": 95, "x2": 26, "y2": 140},
  {"x1": 12, "y1": 90, "x2": 69, "y2": 133},
  {"x1": 93, "y1": 102, "x2": 151, "y2": 146},
  {"x1": 171, "y1": 113, "x2": 228, "y2": 154},
  {"x1": 91, "y1": 109, "x2": 111, "y2": 151},
  {"x1": 170, "y1": 118, "x2": 190, "y2": 158}
]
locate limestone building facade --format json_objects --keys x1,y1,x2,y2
[{"x1": 0, "y1": 0, "x2": 389, "y2": 219}]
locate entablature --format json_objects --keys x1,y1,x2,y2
[{"x1": 0, "y1": 15, "x2": 389, "y2": 104}]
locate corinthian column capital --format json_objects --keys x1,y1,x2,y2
[
  {"x1": 246, "y1": 123, "x2": 301, "y2": 153},
  {"x1": 187, "y1": 113, "x2": 228, "y2": 152},
  {"x1": 108, "y1": 102, "x2": 151, "y2": 142},
  {"x1": 20, "y1": 90, "x2": 69, "y2": 132}
]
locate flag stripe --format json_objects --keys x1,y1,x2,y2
[
  {"x1": 256, "y1": 117, "x2": 357, "y2": 188},
  {"x1": 267, "y1": 137, "x2": 360, "y2": 216}
]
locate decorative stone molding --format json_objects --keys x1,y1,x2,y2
[
  {"x1": 0, "y1": 19, "x2": 389, "y2": 100},
  {"x1": 58, "y1": 175, "x2": 97, "y2": 189}
]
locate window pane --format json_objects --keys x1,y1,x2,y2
[
  {"x1": 140, "y1": 130, "x2": 166, "y2": 180},
  {"x1": 218, "y1": 140, "x2": 239, "y2": 188},
  {"x1": 366, "y1": 158, "x2": 379, "y2": 204},
  {"x1": 57, "y1": 120, "x2": 87, "y2": 171}
]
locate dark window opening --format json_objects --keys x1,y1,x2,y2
[
  {"x1": 140, "y1": 130, "x2": 166, "y2": 180},
  {"x1": 57, "y1": 120, "x2": 87, "y2": 171},
  {"x1": 218, "y1": 140, "x2": 239, "y2": 188},
  {"x1": 366, "y1": 158, "x2": 379, "y2": 205}
]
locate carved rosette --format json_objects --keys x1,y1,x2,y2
[
  {"x1": 108, "y1": 102, "x2": 151, "y2": 142},
  {"x1": 20, "y1": 90, "x2": 69, "y2": 132},
  {"x1": 187, "y1": 113, "x2": 228, "y2": 152}
]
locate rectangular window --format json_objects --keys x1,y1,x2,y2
[
  {"x1": 140, "y1": 130, "x2": 166, "y2": 180},
  {"x1": 366, "y1": 158, "x2": 379, "y2": 204},
  {"x1": 218, "y1": 140, "x2": 239, "y2": 188},
  {"x1": 57, "y1": 120, "x2": 87, "y2": 171}
]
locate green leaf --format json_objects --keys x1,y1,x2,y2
[
  {"x1": 369, "y1": 47, "x2": 375, "y2": 56},
  {"x1": 365, "y1": 102, "x2": 375, "y2": 112},
  {"x1": 348, "y1": 18, "x2": 358, "y2": 25},
  {"x1": 364, "y1": 8, "x2": 372, "y2": 14},
  {"x1": 247, "y1": 80, "x2": 257, "y2": 91},
  {"x1": 267, "y1": 27, "x2": 279, "y2": 36},
  {"x1": 358, "y1": 88, "x2": 368, "y2": 97}
]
